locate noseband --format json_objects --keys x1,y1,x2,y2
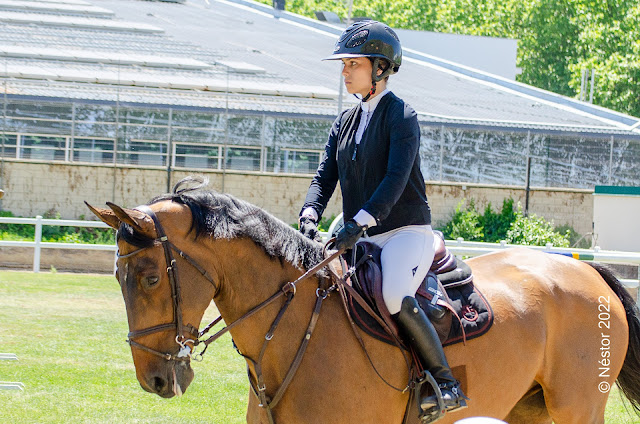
[
  {"x1": 118, "y1": 205, "x2": 219, "y2": 362},
  {"x1": 117, "y1": 204, "x2": 349, "y2": 424}
]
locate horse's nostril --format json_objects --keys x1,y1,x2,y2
[{"x1": 152, "y1": 376, "x2": 167, "y2": 393}]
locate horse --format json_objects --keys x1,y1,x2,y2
[{"x1": 86, "y1": 178, "x2": 640, "y2": 424}]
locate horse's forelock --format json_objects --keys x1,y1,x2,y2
[{"x1": 117, "y1": 222, "x2": 155, "y2": 248}]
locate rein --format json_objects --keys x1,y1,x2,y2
[
  {"x1": 191, "y1": 249, "x2": 341, "y2": 424},
  {"x1": 119, "y1": 206, "x2": 413, "y2": 423},
  {"x1": 118, "y1": 206, "x2": 341, "y2": 423}
]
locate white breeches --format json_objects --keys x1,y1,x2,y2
[{"x1": 364, "y1": 225, "x2": 435, "y2": 315}]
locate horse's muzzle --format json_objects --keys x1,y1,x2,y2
[{"x1": 140, "y1": 361, "x2": 194, "y2": 398}]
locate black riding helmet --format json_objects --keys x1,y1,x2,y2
[{"x1": 325, "y1": 20, "x2": 402, "y2": 101}]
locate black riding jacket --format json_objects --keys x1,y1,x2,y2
[{"x1": 301, "y1": 92, "x2": 431, "y2": 237}]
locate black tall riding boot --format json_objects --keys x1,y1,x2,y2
[{"x1": 395, "y1": 296, "x2": 468, "y2": 415}]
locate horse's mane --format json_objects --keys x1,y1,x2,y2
[{"x1": 118, "y1": 176, "x2": 326, "y2": 272}]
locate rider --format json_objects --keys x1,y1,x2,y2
[{"x1": 298, "y1": 20, "x2": 467, "y2": 418}]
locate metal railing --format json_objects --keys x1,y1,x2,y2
[{"x1": 0, "y1": 353, "x2": 23, "y2": 391}]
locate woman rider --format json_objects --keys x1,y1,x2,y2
[{"x1": 298, "y1": 21, "x2": 468, "y2": 418}]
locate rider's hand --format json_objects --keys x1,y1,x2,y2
[
  {"x1": 299, "y1": 216, "x2": 321, "y2": 242},
  {"x1": 334, "y1": 219, "x2": 366, "y2": 251}
]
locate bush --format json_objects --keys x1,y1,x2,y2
[
  {"x1": 506, "y1": 210, "x2": 570, "y2": 247},
  {"x1": 441, "y1": 199, "x2": 484, "y2": 241},
  {"x1": 481, "y1": 198, "x2": 516, "y2": 242},
  {"x1": 291, "y1": 214, "x2": 337, "y2": 232},
  {"x1": 439, "y1": 198, "x2": 572, "y2": 247}
]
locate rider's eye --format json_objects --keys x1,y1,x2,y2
[{"x1": 143, "y1": 276, "x2": 160, "y2": 288}]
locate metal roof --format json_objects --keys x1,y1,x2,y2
[
  {"x1": 0, "y1": 0, "x2": 114, "y2": 16},
  {"x1": 0, "y1": 10, "x2": 163, "y2": 32},
  {"x1": 0, "y1": 0, "x2": 637, "y2": 138},
  {"x1": 0, "y1": 44, "x2": 211, "y2": 68}
]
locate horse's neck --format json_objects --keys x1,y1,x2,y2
[
  {"x1": 213, "y1": 238, "x2": 320, "y2": 357},
  {"x1": 211, "y1": 239, "x2": 410, "y2": 419}
]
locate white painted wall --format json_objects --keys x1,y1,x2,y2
[{"x1": 593, "y1": 193, "x2": 640, "y2": 252}]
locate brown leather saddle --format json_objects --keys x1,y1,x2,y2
[{"x1": 344, "y1": 232, "x2": 493, "y2": 347}]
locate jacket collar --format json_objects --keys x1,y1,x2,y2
[{"x1": 360, "y1": 89, "x2": 390, "y2": 114}]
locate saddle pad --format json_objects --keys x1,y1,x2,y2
[{"x1": 348, "y1": 279, "x2": 494, "y2": 347}]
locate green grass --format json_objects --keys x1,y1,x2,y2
[
  {"x1": 0, "y1": 271, "x2": 247, "y2": 424},
  {"x1": 0, "y1": 271, "x2": 638, "y2": 423}
]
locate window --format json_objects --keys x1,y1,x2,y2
[
  {"x1": 281, "y1": 149, "x2": 321, "y2": 174},
  {"x1": 0, "y1": 133, "x2": 18, "y2": 158},
  {"x1": 117, "y1": 140, "x2": 167, "y2": 167},
  {"x1": 20, "y1": 135, "x2": 66, "y2": 161},
  {"x1": 173, "y1": 143, "x2": 221, "y2": 169},
  {"x1": 72, "y1": 138, "x2": 115, "y2": 164},
  {"x1": 225, "y1": 147, "x2": 261, "y2": 171}
]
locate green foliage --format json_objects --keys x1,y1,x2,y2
[
  {"x1": 317, "y1": 214, "x2": 337, "y2": 232},
  {"x1": 440, "y1": 197, "x2": 571, "y2": 246},
  {"x1": 264, "y1": 0, "x2": 640, "y2": 118},
  {"x1": 480, "y1": 198, "x2": 516, "y2": 242},
  {"x1": 291, "y1": 214, "x2": 336, "y2": 232},
  {"x1": 0, "y1": 209, "x2": 115, "y2": 244},
  {"x1": 442, "y1": 199, "x2": 484, "y2": 241},
  {"x1": 554, "y1": 223, "x2": 592, "y2": 248},
  {"x1": 505, "y1": 209, "x2": 570, "y2": 247}
]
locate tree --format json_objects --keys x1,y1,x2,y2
[{"x1": 262, "y1": 0, "x2": 640, "y2": 117}]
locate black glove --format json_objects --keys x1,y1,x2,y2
[
  {"x1": 299, "y1": 216, "x2": 321, "y2": 241},
  {"x1": 334, "y1": 219, "x2": 366, "y2": 251}
]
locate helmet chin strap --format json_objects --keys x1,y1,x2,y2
[
  {"x1": 360, "y1": 82, "x2": 377, "y2": 102},
  {"x1": 356, "y1": 57, "x2": 382, "y2": 103}
]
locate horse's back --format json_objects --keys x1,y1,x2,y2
[
  {"x1": 456, "y1": 247, "x2": 628, "y2": 423},
  {"x1": 468, "y1": 247, "x2": 626, "y2": 307}
]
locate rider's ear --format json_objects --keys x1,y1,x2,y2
[
  {"x1": 105, "y1": 202, "x2": 156, "y2": 238},
  {"x1": 85, "y1": 201, "x2": 121, "y2": 230}
]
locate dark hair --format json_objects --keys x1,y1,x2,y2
[{"x1": 369, "y1": 57, "x2": 391, "y2": 81}]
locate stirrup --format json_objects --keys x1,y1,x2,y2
[
  {"x1": 421, "y1": 380, "x2": 468, "y2": 416},
  {"x1": 414, "y1": 371, "x2": 446, "y2": 423}
]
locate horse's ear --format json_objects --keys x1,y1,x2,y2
[
  {"x1": 85, "y1": 201, "x2": 121, "y2": 230},
  {"x1": 106, "y1": 202, "x2": 156, "y2": 238}
]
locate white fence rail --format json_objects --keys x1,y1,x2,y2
[
  {"x1": 1, "y1": 217, "x2": 639, "y2": 287},
  {"x1": 0, "y1": 216, "x2": 115, "y2": 272}
]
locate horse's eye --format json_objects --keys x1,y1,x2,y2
[{"x1": 143, "y1": 276, "x2": 160, "y2": 288}]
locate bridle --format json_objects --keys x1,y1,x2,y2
[
  {"x1": 118, "y1": 205, "x2": 339, "y2": 362},
  {"x1": 117, "y1": 205, "x2": 219, "y2": 362},
  {"x1": 116, "y1": 204, "x2": 414, "y2": 424}
]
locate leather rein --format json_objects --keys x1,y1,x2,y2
[{"x1": 117, "y1": 206, "x2": 343, "y2": 423}]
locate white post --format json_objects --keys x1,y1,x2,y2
[{"x1": 34, "y1": 215, "x2": 42, "y2": 273}]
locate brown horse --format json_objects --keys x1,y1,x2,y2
[{"x1": 87, "y1": 179, "x2": 640, "y2": 424}]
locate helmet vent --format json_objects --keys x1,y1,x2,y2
[{"x1": 346, "y1": 29, "x2": 369, "y2": 48}]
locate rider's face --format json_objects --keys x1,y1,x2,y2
[{"x1": 341, "y1": 57, "x2": 375, "y2": 98}]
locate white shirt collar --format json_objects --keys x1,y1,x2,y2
[{"x1": 360, "y1": 88, "x2": 390, "y2": 114}]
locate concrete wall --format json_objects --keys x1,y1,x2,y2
[
  {"x1": 0, "y1": 161, "x2": 592, "y2": 235},
  {"x1": 0, "y1": 161, "x2": 343, "y2": 225},
  {"x1": 0, "y1": 246, "x2": 114, "y2": 273},
  {"x1": 427, "y1": 182, "x2": 593, "y2": 235}
]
